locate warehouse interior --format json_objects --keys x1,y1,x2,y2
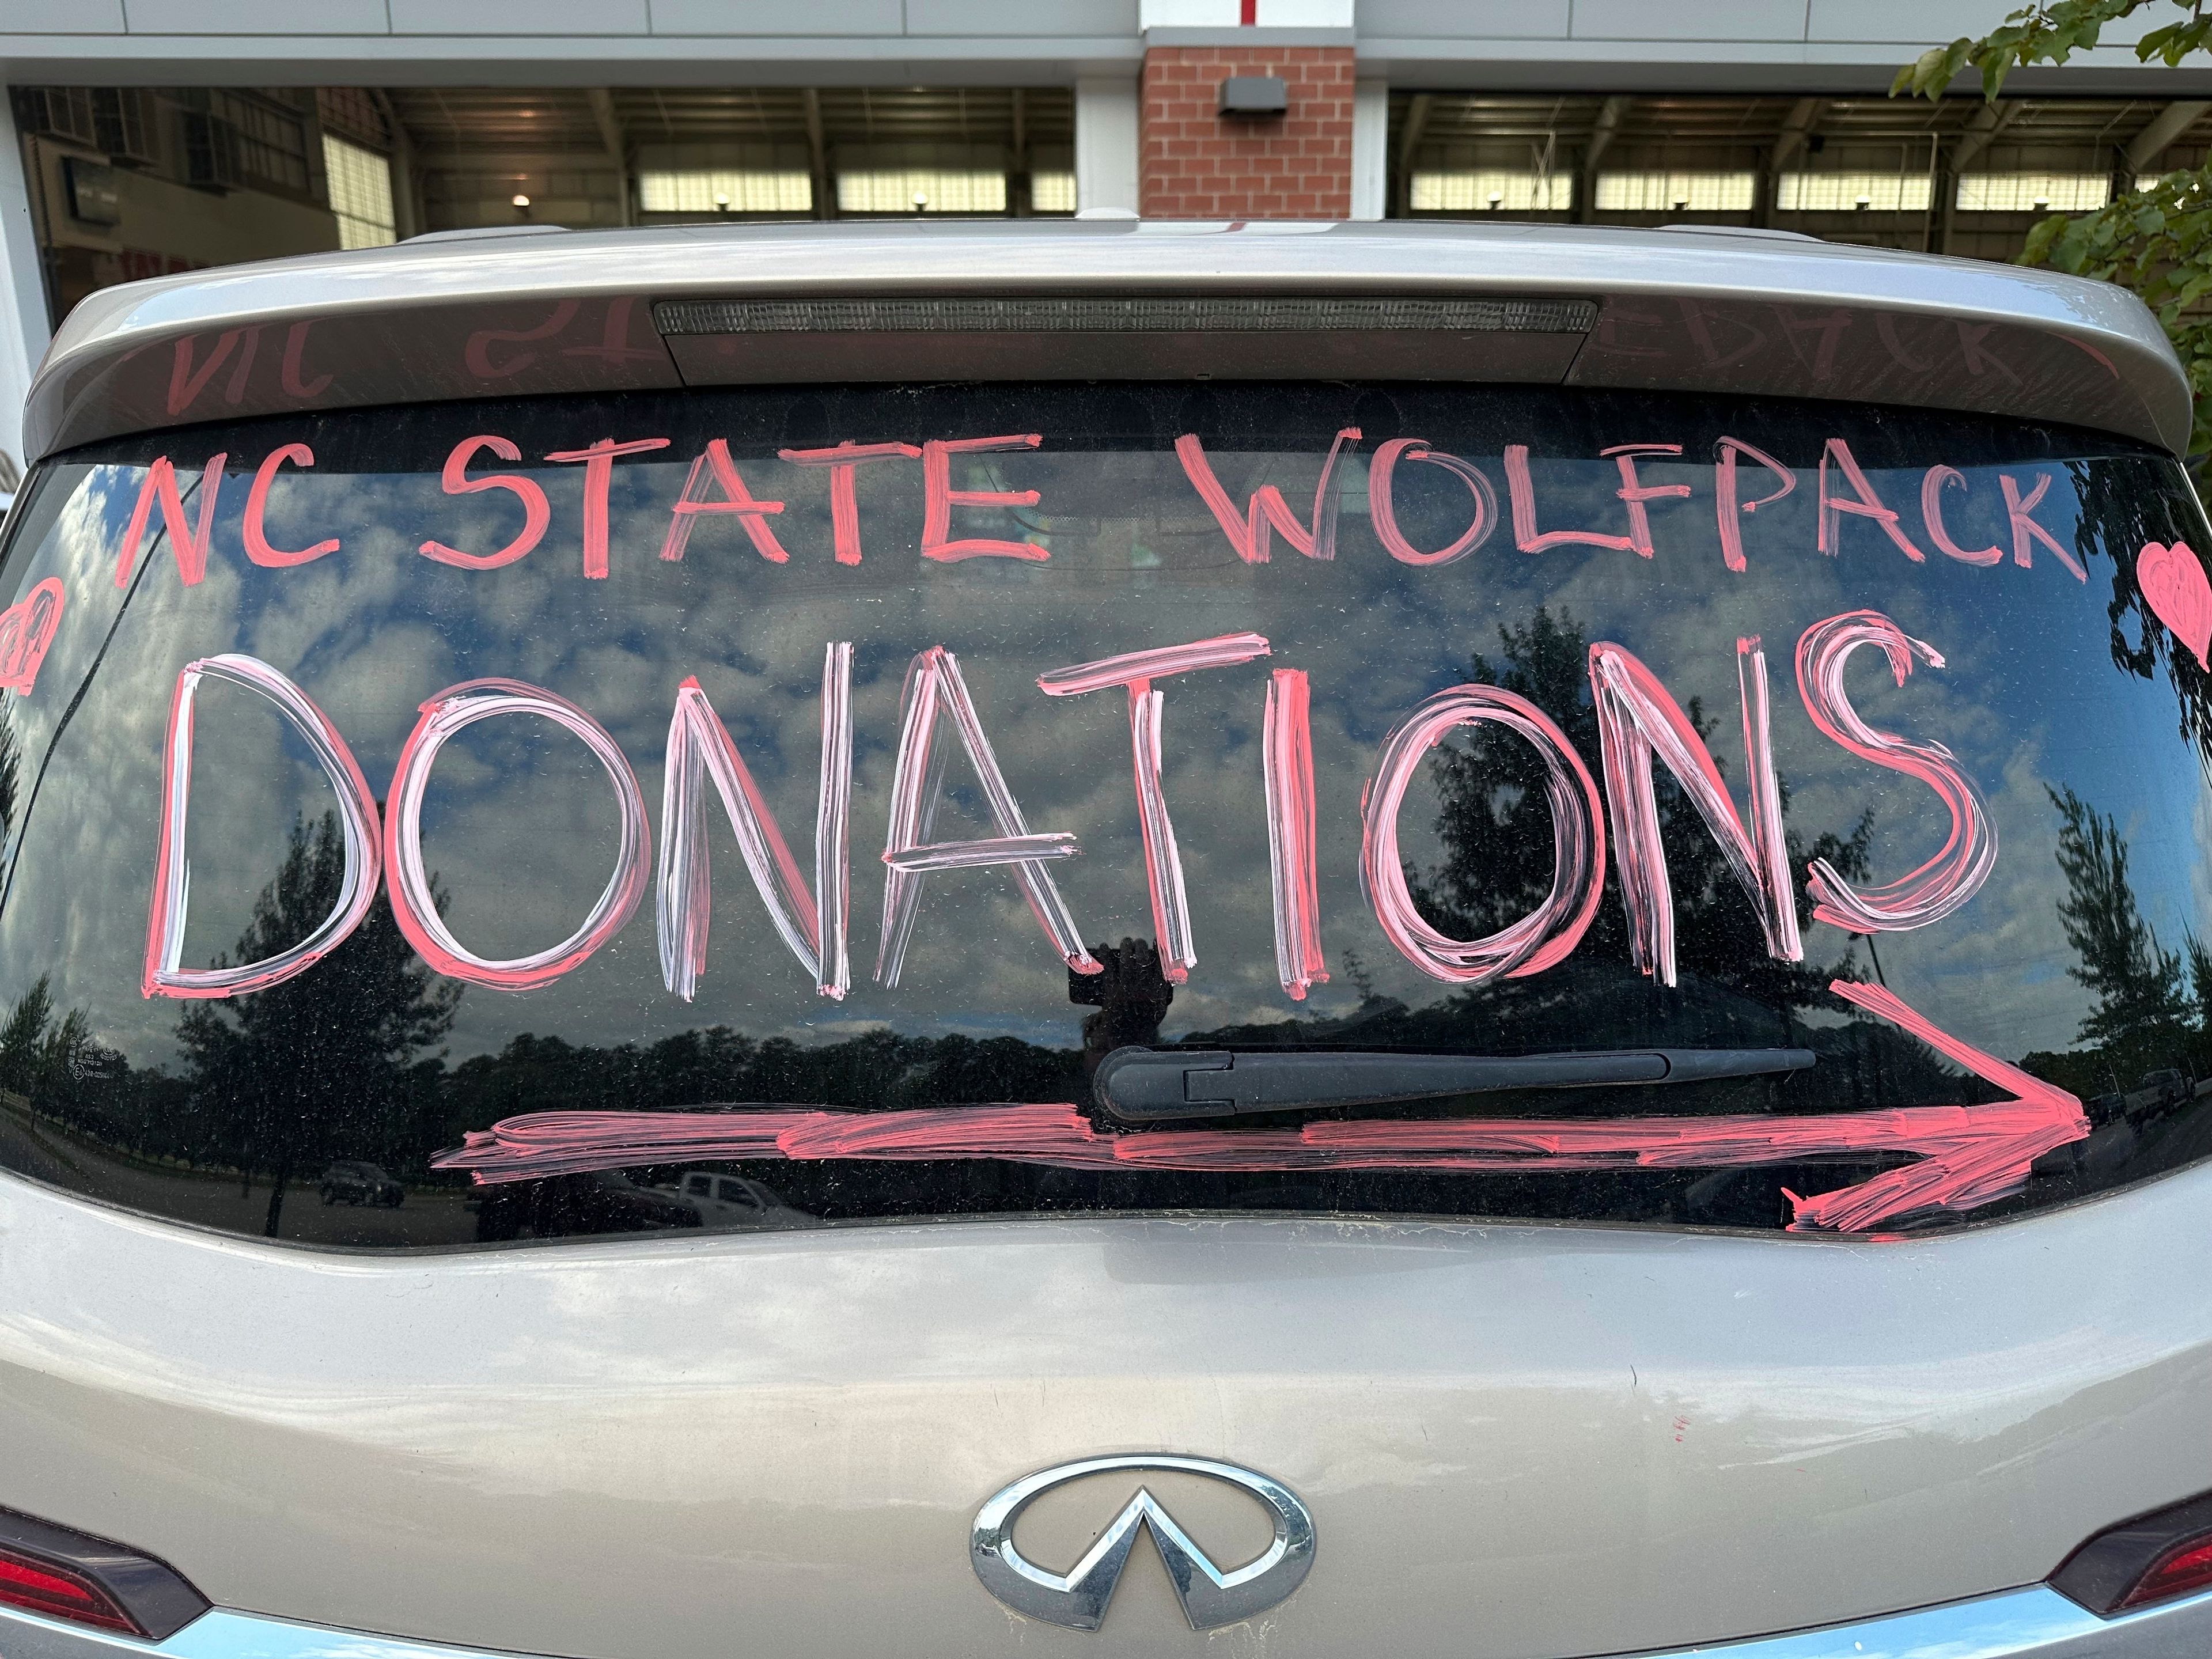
[{"x1": 15, "y1": 82, "x2": 2209, "y2": 329}]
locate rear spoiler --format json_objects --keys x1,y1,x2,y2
[{"x1": 22, "y1": 219, "x2": 2192, "y2": 463}]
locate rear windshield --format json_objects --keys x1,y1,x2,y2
[{"x1": 1, "y1": 382, "x2": 2207, "y2": 1248}]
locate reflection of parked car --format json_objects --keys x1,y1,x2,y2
[
  {"x1": 473, "y1": 1172, "x2": 704, "y2": 1242},
  {"x1": 665, "y1": 1171, "x2": 818, "y2": 1229},
  {"x1": 2138, "y1": 1069, "x2": 2193, "y2": 1116},
  {"x1": 319, "y1": 1161, "x2": 403, "y2": 1207}
]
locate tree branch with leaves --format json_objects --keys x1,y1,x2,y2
[{"x1": 1897, "y1": 0, "x2": 2212, "y2": 475}]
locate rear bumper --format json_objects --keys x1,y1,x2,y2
[{"x1": 6, "y1": 1581, "x2": 2211, "y2": 1659}]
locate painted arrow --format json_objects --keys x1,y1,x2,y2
[{"x1": 434, "y1": 979, "x2": 2089, "y2": 1234}]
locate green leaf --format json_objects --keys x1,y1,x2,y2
[
  {"x1": 1891, "y1": 0, "x2": 2170, "y2": 100},
  {"x1": 2022, "y1": 214, "x2": 2069, "y2": 263},
  {"x1": 2009, "y1": 162, "x2": 2212, "y2": 490}
]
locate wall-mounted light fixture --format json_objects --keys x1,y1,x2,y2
[{"x1": 1219, "y1": 76, "x2": 1288, "y2": 117}]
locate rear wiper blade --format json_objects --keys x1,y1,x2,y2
[{"x1": 1094, "y1": 1045, "x2": 1815, "y2": 1123}]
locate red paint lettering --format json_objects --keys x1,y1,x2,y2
[
  {"x1": 221, "y1": 327, "x2": 260, "y2": 406},
  {"x1": 1368, "y1": 439, "x2": 1497, "y2": 566},
  {"x1": 922, "y1": 433, "x2": 1049, "y2": 562},
  {"x1": 1817, "y1": 438, "x2": 1925, "y2": 562},
  {"x1": 878, "y1": 648, "x2": 1099, "y2": 988},
  {"x1": 1362, "y1": 684, "x2": 1606, "y2": 983},
  {"x1": 1588, "y1": 639, "x2": 1801, "y2": 987},
  {"x1": 1919, "y1": 465, "x2": 2002, "y2": 566},
  {"x1": 385, "y1": 679, "x2": 650, "y2": 990},
  {"x1": 464, "y1": 300, "x2": 581, "y2": 381},
  {"x1": 1714, "y1": 437, "x2": 1794, "y2": 574},
  {"x1": 658, "y1": 647, "x2": 854, "y2": 1003},
  {"x1": 0, "y1": 579, "x2": 65, "y2": 695},
  {"x1": 242, "y1": 443, "x2": 339, "y2": 567},
  {"x1": 280, "y1": 321, "x2": 333, "y2": 399},
  {"x1": 659, "y1": 439, "x2": 791, "y2": 565},
  {"x1": 165, "y1": 332, "x2": 240, "y2": 416},
  {"x1": 1954, "y1": 321, "x2": 2021, "y2": 385},
  {"x1": 115, "y1": 454, "x2": 224, "y2": 589},
  {"x1": 418, "y1": 436, "x2": 551, "y2": 570},
  {"x1": 545, "y1": 437, "x2": 672, "y2": 579},
  {"x1": 1604, "y1": 442, "x2": 1692, "y2": 559},
  {"x1": 1796, "y1": 611, "x2": 1997, "y2": 933},
  {"x1": 1037, "y1": 632, "x2": 1273, "y2": 983},
  {"x1": 1504, "y1": 445, "x2": 1635, "y2": 554},
  {"x1": 1774, "y1": 306, "x2": 1852, "y2": 381},
  {"x1": 143, "y1": 654, "x2": 382, "y2": 1000},
  {"x1": 2000, "y1": 471, "x2": 2086, "y2": 581},
  {"x1": 1173, "y1": 429, "x2": 1361, "y2": 563},
  {"x1": 777, "y1": 441, "x2": 921, "y2": 565},
  {"x1": 1263, "y1": 668, "x2": 1327, "y2": 1000}
]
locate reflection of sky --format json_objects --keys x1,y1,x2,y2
[{"x1": 0, "y1": 386, "x2": 2204, "y2": 1079}]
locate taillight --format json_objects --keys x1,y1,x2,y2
[
  {"x1": 2117, "y1": 1537, "x2": 2212, "y2": 1610},
  {"x1": 0, "y1": 1506, "x2": 208, "y2": 1639},
  {"x1": 2051, "y1": 1489, "x2": 2212, "y2": 1615},
  {"x1": 0, "y1": 1550, "x2": 141, "y2": 1633}
]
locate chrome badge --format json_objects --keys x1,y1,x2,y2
[{"x1": 970, "y1": 1454, "x2": 1315, "y2": 1631}]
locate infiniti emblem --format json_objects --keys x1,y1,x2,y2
[{"x1": 970, "y1": 1455, "x2": 1316, "y2": 1631}]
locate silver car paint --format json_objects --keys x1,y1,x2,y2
[
  {"x1": 20, "y1": 219, "x2": 2192, "y2": 460},
  {"x1": 3, "y1": 1158, "x2": 2209, "y2": 1659},
  {"x1": 6, "y1": 222, "x2": 2205, "y2": 1658},
  {"x1": 9, "y1": 1577, "x2": 2212, "y2": 1659}
]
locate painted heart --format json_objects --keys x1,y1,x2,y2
[
  {"x1": 2139, "y1": 540, "x2": 2212, "y2": 671},
  {"x1": 0, "y1": 578, "x2": 65, "y2": 696}
]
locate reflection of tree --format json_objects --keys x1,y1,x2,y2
[
  {"x1": 2188, "y1": 934, "x2": 2212, "y2": 1036},
  {"x1": 443, "y1": 1024, "x2": 1081, "y2": 1129},
  {"x1": 0, "y1": 973, "x2": 51, "y2": 1094},
  {"x1": 2047, "y1": 785, "x2": 2191, "y2": 1071},
  {"x1": 0, "y1": 974, "x2": 112, "y2": 1111},
  {"x1": 0, "y1": 699, "x2": 20, "y2": 844},
  {"x1": 2071, "y1": 456, "x2": 2212, "y2": 764},
  {"x1": 1410, "y1": 607, "x2": 1874, "y2": 1028},
  {"x1": 176, "y1": 812, "x2": 459, "y2": 1237}
]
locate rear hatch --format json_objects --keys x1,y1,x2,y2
[{"x1": 5, "y1": 232, "x2": 2212, "y2": 1658}]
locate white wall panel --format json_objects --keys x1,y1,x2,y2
[
  {"x1": 387, "y1": 0, "x2": 649, "y2": 34},
  {"x1": 0, "y1": 0, "x2": 2184, "y2": 93},
  {"x1": 1570, "y1": 0, "x2": 1812, "y2": 43},
  {"x1": 1074, "y1": 73, "x2": 1137, "y2": 214},
  {"x1": 1358, "y1": 0, "x2": 1568, "y2": 39},
  {"x1": 641, "y1": 0, "x2": 906, "y2": 35},
  {"x1": 0, "y1": 0, "x2": 122, "y2": 29},
  {"x1": 907, "y1": 0, "x2": 1139, "y2": 36},
  {"x1": 123, "y1": 0, "x2": 390, "y2": 32},
  {"x1": 0, "y1": 116, "x2": 46, "y2": 481},
  {"x1": 1804, "y1": 0, "x2": 2149, "y2": 42},
  {"x1": 1350, "y1": 77, "x2": 1387, "y2": 219}
]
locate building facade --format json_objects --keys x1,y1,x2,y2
[{"x1": 1, "y1": 0, "x2": 2209, "y2": 479}]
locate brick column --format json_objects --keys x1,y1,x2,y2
[{"x1": 1140, "y1": 45, "x2": 1356, "y2": 220}]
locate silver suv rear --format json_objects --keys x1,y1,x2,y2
[{"x1": 1, "y1": 219, "x2": 2210, "y2": 1659}]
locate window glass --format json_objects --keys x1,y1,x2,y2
[
  {"x1": 322, "y1": 134, "x2": 397, "y2": 251},
  {"x1": 1955, "y1": 172, "x2": 2113, "y2": 213},
  {"x1": 0, "y1": 383, "x2": 2206, "y2": 1248},
  {"x1": 1593, "y1": 171, "x2": 1755, "y2": 212},
  {"x1": 637, "y1": 169, "x2": 813, "y2": 217}
]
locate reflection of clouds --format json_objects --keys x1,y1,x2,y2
[{"x1": 0, "y1": 404, "x2": 2196, "y2": 1084}]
